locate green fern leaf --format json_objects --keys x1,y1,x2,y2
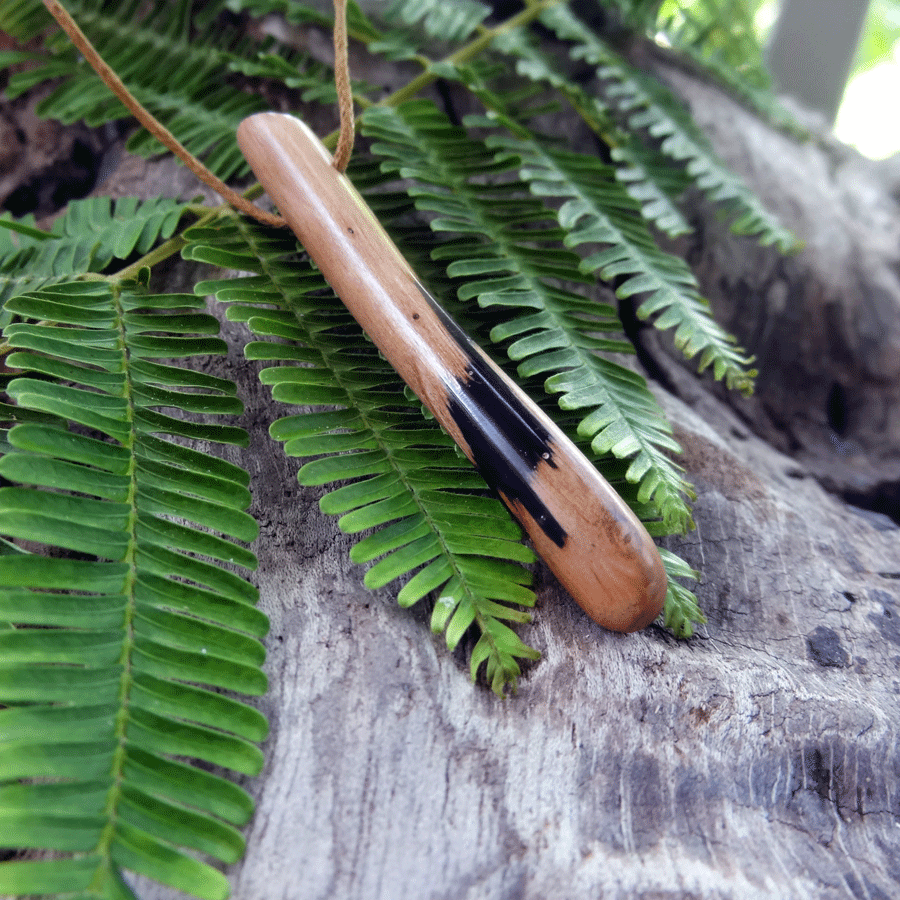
[
  {"x1": 495, "y1": 10, "x2": 791, "y2": 249},
  {"x1": 0, "y1": 0, "x2": 52, "y2": 41},
  {"x1": 228, "y1": 45, "x2": 381, "y2": 105},
  {"x1": 0, "y1": 211, "x2": 51, "y2": 246},
  {"x1": 539, "y1": 4, "x2": 796, "y2": 252},
  {"x1": 187, "y1": 213, "x2": 539, "y2": 695},
  {"x1": 0, "y1": 196, "x2": 190, "y2": 314},
  {"x1": 0, "y1": 279, "x2": 266, "y2": 900}
]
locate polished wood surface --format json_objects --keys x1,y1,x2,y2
[{"x1": 237, "y1": 112, "x2": 667, "y2": 631}]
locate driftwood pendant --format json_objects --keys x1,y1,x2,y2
[{"x1": 237, "y1": 113, "x2": 667, "y2": 632}]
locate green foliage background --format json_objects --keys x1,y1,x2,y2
[
  {"x1": 845, "y1": 0, "x2": 900, "y2": 77},
  {"x1": 0, "y1": 0, "x2": 794, "y2": 897}
]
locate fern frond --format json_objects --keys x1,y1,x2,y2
[
  {"x1": 661, "y1": 0, "x2": 765, "y2": 74},
  {"x1": 228, "y1": 47, "x2": 379, "y2": 106},
  {"x1": 491, "y1": 27, "x2": 692, "y2": 240},
  {"x1": 0, "y1": 279, "x2": 266, "y2": 900},
  {"x1": 467, "y1": 33, "x2": 757, "y2": 393},
  {"x1": 483, "y1": 125, "x2": 757, "y2": 396},
  {"x1": 447, "y1": 53, "x2": 751, "y2": 399},
  {"x1": 361, "y1": 100, "x2": 695, "y2": 530},
  {"x1": 539, "y1": 4, "x2": 796, "y2": 252},
  {"x1": 0, "y1": 196, "x2": 189, "y2": 314},
  {"x1": 657, "y1": 0, "x2": 803, "y2": 134},
  {"x1": 186, "y1": 214, "x2": 539, "y2": 695}
]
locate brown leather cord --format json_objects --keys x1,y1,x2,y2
[
  {"x1": 42, "y1": 0, "x2": 287, "y2": 228},
  {"x1": 331, "y1": 0, "x2": 355, "y2": 172}
]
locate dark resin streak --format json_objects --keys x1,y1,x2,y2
[
  {"x1": 412, "y1": 283, "x2": 569, "y2": 548},
  {"x1": 445, "y1": 365, "x2": 567, "y2": 548}
]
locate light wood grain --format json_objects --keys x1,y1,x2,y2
[{"x1": 236, "y1": 112, "x2": 666, "y2": 631}]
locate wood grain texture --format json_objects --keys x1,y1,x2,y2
[{"x1": 236, "y1": 112, "x2": 666, "y2": 632}]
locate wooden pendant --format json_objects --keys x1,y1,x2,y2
[{"x1": 237, "y1": 113, "x2": 667, "y2": 632}]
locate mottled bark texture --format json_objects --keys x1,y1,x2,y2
[
  {"x1": 205, "y1": 376, "x2": 900, "y2": 900},
  {"x1": 8, "y1": 34, "x2": 900, "y2": 900}
]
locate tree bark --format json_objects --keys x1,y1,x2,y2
[{"x1": 206, "y1": 372, "x2": 900, "y2": 900}]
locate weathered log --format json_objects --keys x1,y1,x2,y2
[{"x1": 200, "y1": 366, "x2": 900, "y2": 900}]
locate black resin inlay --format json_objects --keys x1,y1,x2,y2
[{"x1": 414, "y1": 282, "x2": 568, "y2": 548}]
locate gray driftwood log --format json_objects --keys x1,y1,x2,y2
[{"x1": 93, "y1": 48, "x2": 900, "y2": 900}]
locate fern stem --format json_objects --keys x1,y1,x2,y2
[
  {"x1": 91, "y1": 281, "x2": 140, "y2": 887},
  {"x1": 376, "y1": 0, "x2": 564, "y2": 109},
  {"x1": 113, "y1": 233, "x2": 189, "y2": 283}
]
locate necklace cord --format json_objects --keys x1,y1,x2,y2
[{"x1": 331, "y1": 0, "x2": 355, "y2": 172}]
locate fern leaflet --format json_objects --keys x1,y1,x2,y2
[
  {"x1": 0, "y1": 279, "x2": 267, "y2": 900},
  {"x1": 0, "y1": 196, "x2": 190, "y2": 315},
  {"x1": 380, "y1": 0, "x2": 490, "y2": 44}
]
